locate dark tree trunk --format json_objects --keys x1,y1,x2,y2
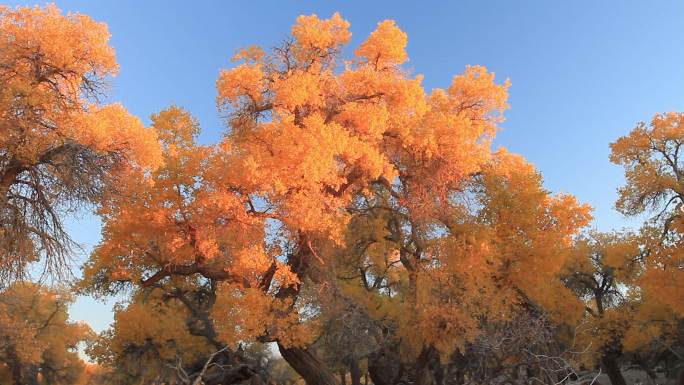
[
  {"x1": 249, "y1": 373, "x2": 266, "y2": 385},
  {"x1": 27, "y1": 365, "x2": 41, "y2": 385},
  {"x1": 350, "y1": 359, "x2": 362, "y2": 385},
  {"x1": 445, "y1": 351, "x2": 467, "y2": 385},
  {"x1": 204, "y1": 364, "x2": 257, "y2": 385},
  {"x1": 0, "y1": 164, "x2": 23, "y2": 199},
  {"x1": 635, "y1": 355, "x2": 658, "y2": 382},
  {"x1": 10, "y1": 361, "x2": 23, "y2": 385},
  {"x1": 368, "y1": 346, "x2": 401, "y2": 385},
  {"x1": 601, "y1": 355, "x2": 626, "y2": 385},
  {"x1": 414, "y1": 347, "x2": 443, "y2": 385},
  {"x1": 277, "y1": 342, "x2": 339, "y2": 385},
  {"x1": 7, "y1": 348, "x2": 27, "y2": 385}
]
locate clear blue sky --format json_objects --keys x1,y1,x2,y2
[{"x1": 5, "y1": 1, "x2": 684, "y2": 334}]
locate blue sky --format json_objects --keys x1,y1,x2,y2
[{"x1": 5, "y1": 1, "x2": 684, "y2": 334}]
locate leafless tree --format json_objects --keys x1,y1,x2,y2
[{"x1": 448, "y1": 313, "x2": 600, "y2": 385}]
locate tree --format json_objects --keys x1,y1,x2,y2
[
  {"x1": 443, "y1": 311, "x2": 599, "y2": 385},
  {"x1": 314, "y1": 295, "x2": 380, "y2": 385},
  {"x1": 0, "y1": 282, "x2": 93, "y2": 385},
  {"x1": 334, "y1": 149, "x2": 590, "y2": 385},
  {"x1": 563, "y1": 232, "x2": 637, "y2": 385},
  {"x1": 73, "y1": 364, "x2": 110, "y2": 385},
  {"x1": 0, "y1": 4, "x2": 161, "y2": 282},
  {"x1": 610, "y1": 112, "x2": 684, "y2": 315},
  {"x1": 608, "y1": 112, "x2": 684, "y2": 384},
  {"x1": 86, "y1": 291, "x2": 213, "y2": 384},
  {"x1": 83, "y1": 14, "x2": 591, "y2": 385},
  {"x1": 82, "y1": 105, "x2": 272, "y2": 384},
  {"x1": 86, "y1": 287, "x2": 265, "y2": 385}
]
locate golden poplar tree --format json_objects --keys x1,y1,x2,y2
[
  {"x1": 82, "y1": 13, "x2": 591, "y2": 385},
  {"x1": 610, "y1": 112, "x2": 684, "y2": 315},
  {"x1": 0, "y1": 282, "x2": 92, "y2": 385},
  {"x1": 0, "y1": 5, "x2": 161, "y2": 281}
]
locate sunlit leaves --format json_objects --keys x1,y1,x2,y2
[
  {"x1": 83, "y1": 11, "x2": 594, "y2": 373},
  {"x1": 0, "y1": 282, "x2": 92, "y2": 385},
  {"x1": 0, "y1": 4, "x2": 162, "y2": 281},
  {"x1": 610, "y1": 111, "x2": 684, "y2": 317}
]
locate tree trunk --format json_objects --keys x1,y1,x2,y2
[
  {"x1": 0, "y1": 165, "x2": 22, "y2": 200},
  {"x1": 204, "y1": 364, "x2": 257, "y2": 385},
  {"x1": 414, "y1": 347, "x2": 443, "y2": 385},
  {"x1": 601, "y1": 355, "x2": 626, "y2": 385},
  {"x1": 350, "y1": 359, "x2": 362, "y2": 385},
  {"x1": 27, "y1": 365, "x2": 41, "y2": 385},
  {"x1": 7, "y1": 348, "x2": 26, "y2": 385},
  {"x1": 277, "y1": 342, "x2": 339, "y2": 385},
  {"x1": 446, "y1": 351, "x2": 467, "y2": 385},
  {"x1": 633, "y1": 354, "x2": 657, "y2": 384},
  {"x1": 368, "y1": 346, "x2": 401, "y2": 385},
  {"x1": 250, "y1": 373, "x2": 266, "y2": 385},
  {"x1": 10, "y1": 361, "x2": 23, "y2": 385},
  {"x1": 340, "y1": 370, "x2": 347, "y2": 385}
]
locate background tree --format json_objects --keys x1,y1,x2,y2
[
  {"x1": 73, "y1": 364, "x2": 110, "y2": 385},
  {"x1": 562, "y1": 231, "x2": 640, "y2": 385},
  {"x1": 610, "y1": 112, "x2": 684, "y2": 314},
  {"x1": 443, "y1": 311, "x2": 599, "y2": 385},
  {"x1": 0, "y1": 282, "x2": 93, "y2": 385},
  {"x1": 86, "y1": 290, "x2": 214, "y2": 385},
  {"x1": 86, "y1": 286, "x2": 268, "y2": 385},
  {"x1": 314, "y1": 295, "x2": 380, "y2": 385},
  {"x1": 609, "y1": 111, "x2": 684, "y2": 383},
  {"x1": 0, "y1": 4, "x2": 161, "y2": 282},
  {"x1": 332, "y1": 150, "x2": 590, "y2": 385}
]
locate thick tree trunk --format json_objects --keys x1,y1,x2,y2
[
  {"x1": 277, "y1": 342, "x2": 339, "y2": 385},
  {"x1": 204, "y1": 364, "x2": 257, "y2": 385},
  {"x1": 0, "y1": 165, "x2": 22, "y2": 199},
  {"x1": 249, "y1": 373, "x2": 266, "y2": 385},
  {"x1": 9, "y1": 361, "x2": 23, "y2": 385},
  {"x1": 414, "y1": 347, "x2": 443, "y2": 385},
  {"x1": 633, "y1": 354, "x2": 657, "y2": 383},
  {"x1": 368, "y1": 346, "x2": 401, "y2": 385},
  {"x1": 350, "y1": 359, "x2": 362, "y2": 385},
  {"x1": 7, "y1": 348, "x2": 27, "y2": 385},
  {"x1": 601, "y1": 355, "x2": 626, "y2": 385},
  {"x1": 446, "y1": 351, "x2": 467, "y2": 385}
]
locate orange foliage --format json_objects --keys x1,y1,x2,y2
[
  {"x1": 82, "y1": 13, "x2": 591, "y2": 371},
  {"x1": 0, "y1": 4, "x2": 161, "y2": 280},
  {"x1": 610, "y1": 112, "x2": 684, "y2": 316},
  {"x1": 0, "y1": 4, "x2": 161, "y2": 169},
  {"x1": 0, "y1": 282, "x2": 92, "y2": 385}
]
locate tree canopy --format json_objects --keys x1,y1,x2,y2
[{"x1": 0, "y1": 282, "x2": 92, "y2": 385}]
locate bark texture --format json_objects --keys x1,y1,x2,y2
[{"x1": 278, "y1": 342, "x2": 339, "y2": 385}]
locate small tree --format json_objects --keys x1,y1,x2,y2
[{"x1": 0, "y1": 282, "x2": 92, "y2": 385}]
